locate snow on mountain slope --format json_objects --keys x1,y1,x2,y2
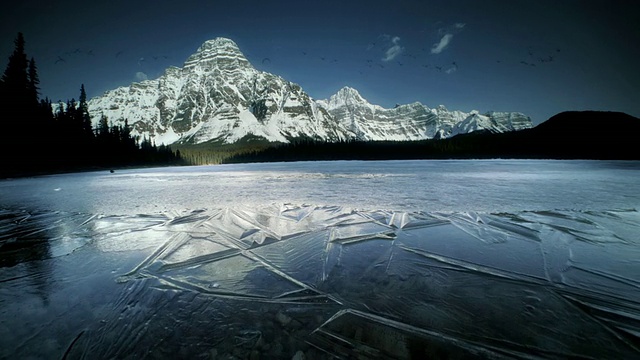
[
  {"x1": 449, "y1": 111, "x2": 532, "y2": 136},
  {"x1": 86, "y1": 38, "x2": 532, "y2": 145}
]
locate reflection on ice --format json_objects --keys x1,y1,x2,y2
[{"x1": 1, "y1": 204, "x2": 640, "y2": 358}]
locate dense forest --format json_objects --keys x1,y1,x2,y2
[{"x1": 0, "y1": 33, "x2": 182, "y2": 178}]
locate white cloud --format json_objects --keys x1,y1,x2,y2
[
  {"x1": 135, "y1": 71, "x2": 148, "y2": 81},
  {"x1": 382, "y1": 36, "x2": 404, "y2": 62},
  {"x1": 430, "y1": 22, "x2": 466, "y2": 54},
  {"x1": 431, "y1": 34, "x2": 453, "y2": 54}
]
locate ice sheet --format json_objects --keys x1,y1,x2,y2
[{"x1": 1, "y1": 204, "x2": 639, "y2": 359}]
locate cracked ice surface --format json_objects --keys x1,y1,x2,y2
[
  {"x1": 1, "y1": 160, "x2": 640, "y2": 359},
  {"x1": 2, "y1": 205, "x2": 639, "y2": 359}
]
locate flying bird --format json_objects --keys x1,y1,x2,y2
[
  {"x1": 54, "y1": 56, "x2": 65, "y2": 64},
  {"x1": 115, "y1": 51, "x2": 124, "y2": 58},
  {"x1": 261, "y1": 57, "x2": 271, "y2": 65}
]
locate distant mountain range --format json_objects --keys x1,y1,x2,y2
[{"x1": 86, "y1": 38, "x2": 532, "y2": 145}]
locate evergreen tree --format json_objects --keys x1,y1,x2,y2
[
  {"x1": 1, "y1": 32, "x2": 30, "y2": 151},
  {"x1": 1, "y1": 33, "x2": 29, "y2": 96},
  {"x1": 27, "y1": 58, "x2": 40, "y2": 106},
  {"x1": 78, "y1": 84, "x2": 93, "y2": 137},
  {"x1": 97, "y1": 114, "x2": 109, "y2": 138},
  {"x1": 55, "y1": 101, "x2": 65, "y2": 121}
]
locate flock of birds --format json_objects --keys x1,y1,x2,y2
[
  {"x1": 53, "y1": 44, "x2": 561, "y2": 80},
  {"x1": 515, "y1": 48, "x2": 561, "y2": 67},
  {"x1": 54, "y1": 48, "x2": 94, "y2": 64},
  {"x1": 257, "y1": 45, "x2": 462, "y2": 76},
  {"x1": 252, "y1": 43, "x2": 561, "y2": 79},
  {"x1": 255, "y1": 45, "x2": 561, "y2": 78},
  {"x1": 53, "y1": 48, "x2": 170, "y2": 66}
]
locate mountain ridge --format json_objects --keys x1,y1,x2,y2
[{"x1": 85, "y1": 37, "x2": 533, "y2": 145}]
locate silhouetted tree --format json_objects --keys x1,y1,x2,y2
[
  {"x1": 27, "y1": 58, "x2": 40, "y2": 106},
  {"x1": 78, "y1": 84, "x2": 93, "y2": 137},
  {"x1": 1, "y1": 32, "x2": 30, "y2": 152},
  {"x1": 1, "y1": 33, "x2": 29, "y2": 98}
]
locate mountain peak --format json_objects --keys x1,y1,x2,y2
[
  {"x1": 202, "y1": 37, "x2": 239, "y2": 48},
  {"x1": 337, "y1": 86, "x2": 361, "y2": 96},
  {"x1": 327, "y1": 86, "x2": 369, "y2": 108},
  {"x1": 183, "y1": 37, "x2": 251, "y2": 70}
]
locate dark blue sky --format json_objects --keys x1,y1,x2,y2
[{"x1": 2, "y1": 0, "x2": 639, "y2": 124}]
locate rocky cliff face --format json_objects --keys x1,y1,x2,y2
[{"x1": 87, "y1": 38, "x2": 532, "y2": 145}]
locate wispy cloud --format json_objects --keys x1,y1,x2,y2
[
  {"x1": 454, "y1": 23, "x2": 466, "y2": 30},
  {"x1": 382, "y1": 36, "x2": 404, "y2": 62},
  {"x1": 135, "y1": 71, "x2": 148, "y2": 81},
  {"x1": 430, "y1": 23, "x2": 466, "y2": 54},
  {"x1": 431, "y1": 34, "x2": 454, "y2": 54}
]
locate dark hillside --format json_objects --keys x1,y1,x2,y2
[
  {"x1": 416, "y1": 111, "x2": 640, "y2": 160},
  {"x1": 520, "y1": 111, "x2": 640, "y2": 159}
]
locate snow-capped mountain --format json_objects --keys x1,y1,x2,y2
[
  {"x1": 87, "y1": 38, "x2": 532, "y2": 145},
  {"x1": 316, "y1": 88, "x2": 531, "y2": 140}
]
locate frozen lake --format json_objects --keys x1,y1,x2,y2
[{"x1": 1, "y1": 160, "x2": 639, "y2": 359}]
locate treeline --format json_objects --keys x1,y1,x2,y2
[
  {"x1": 223, "y1": 138, "x2": 465, "y2": 164},
  {"x1": 0, "y1": 33, "x2": 182, "y2": 178},
  {"x1": 174, "y1": 135, "x2": 278, "y2": 165}
]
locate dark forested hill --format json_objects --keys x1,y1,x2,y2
[{"x1": 483, "y1": 111, "x2": 640, "y2": 159}]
